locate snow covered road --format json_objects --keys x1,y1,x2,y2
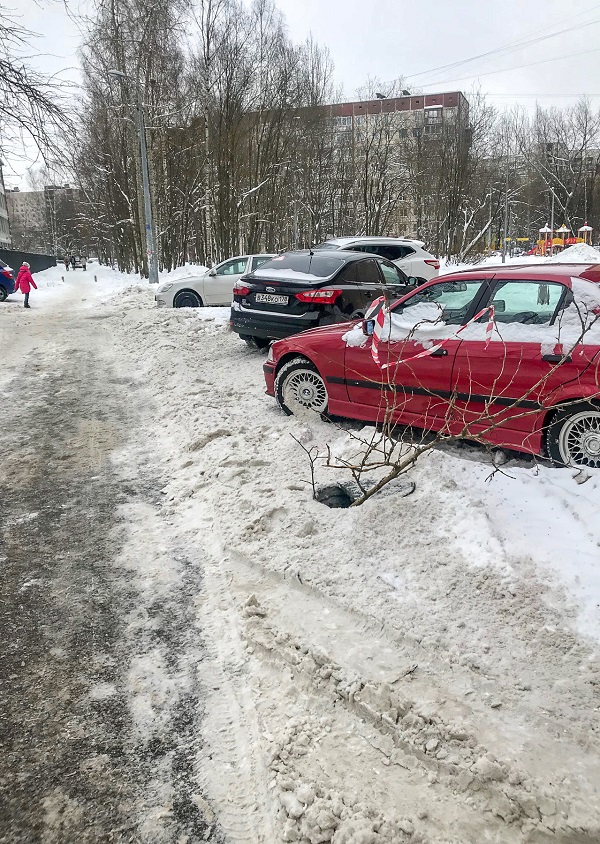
[{"x1": 0, "y1": 267, "x2": 599, "y2": 844}]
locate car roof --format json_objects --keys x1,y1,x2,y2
[
  {"x1": 323, "y1": 236, "x2": 424, "y2": 247},
  {"x1": 288, "y1": 249, "x2": 390, "y2": 264},
  {"x1": 442, "y1": 262, "x2": 600, "y2": 283}
]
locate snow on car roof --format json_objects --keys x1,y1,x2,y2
[{"x1": 324, "y1": 236, "x2": 424, "y2": 246}]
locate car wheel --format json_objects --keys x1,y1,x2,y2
[
  {"x1": 243, "y1": 336, "x2": 270, "y2": 350},
  {"x1": 275, "y1": 357, "x2": 329, "y2": 418},
  {"x1": 546, "y1": 401, "x2": 600, "y2": 467},
  {"x1": 0, "y1": 286, "x2": 6, "y2": 302},
  {"x1": 173, "y1": 290, "x2": 203, "y2": 308}
]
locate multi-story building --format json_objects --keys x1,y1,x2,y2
[
  {"x1": 7, "y1": 184, "x2": 86, "y2": 254},
  {"x1": 7, "y1": 189, "x2": 47, "y2": 250},
  {"x1": 286, "y1": 91, "x2": 469, "y2": 238},
  {"x1": 326, "y1": 91, "x2": 468, "y2": 132}
]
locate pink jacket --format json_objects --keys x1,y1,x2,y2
[{"x1": 15, "y1": 266, "x2": 37, "y2": 294}]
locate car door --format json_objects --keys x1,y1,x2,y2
[
  {"x1": 204, "y1": 256, "x2": 249, "y2": 304},
  {"x1": 344, "y1": 278, "x2": 486, "y2": 430},
  {"x1": 451, "y1": 277, "x2": 576, "y2": 447}
]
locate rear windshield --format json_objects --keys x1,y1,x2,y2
[{"x1": 253, "y1": 253, "x2": 346, "y2": 278}]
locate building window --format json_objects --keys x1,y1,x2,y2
[{"x1": 335, "y1": 116, "x2": 352, "y2": 131}]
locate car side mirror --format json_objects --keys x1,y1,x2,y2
[
  {"x1": 493, "y1": 299, "x2": 506, "y2": 313},
  {"x1": 208, "y1": 268, "x2": 217, "y2": 277},
  {"x1": 407, "y1": 276, "x2": 419, "y2": 287},
  {"x1": 362, "y1": 319, "x2": 375, "y2": 336}
]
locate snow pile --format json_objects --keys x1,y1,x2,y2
[
  {"x1": 548, "y1": 243, "x2": 600, "y2": 263},
  {"x1": 160, "y1": 263, "x2": 208, "y2": 281}
]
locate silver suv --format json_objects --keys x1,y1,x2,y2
[{"x1": 314, "y1": 237, "x2": 439, "y2": 280}]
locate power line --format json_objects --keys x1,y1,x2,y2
[
  {"x1": 419, "y1": 46, "x2": 600, "y2": 89},
  {"x1": 405, "y1": 5, "x2": 600, "y2": 83}
]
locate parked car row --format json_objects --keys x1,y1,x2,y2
[{"x1": 156, "y1": 237, "x2": 600, "y2": 468}]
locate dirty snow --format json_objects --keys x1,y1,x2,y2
[{"x1": 2, "y1": 261, "x2": 600, "y2": 843}]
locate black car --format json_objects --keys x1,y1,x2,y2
[{"x1": 230, "y1": 250, "x2": 420, "y2": 347}]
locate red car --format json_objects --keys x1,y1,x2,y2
[{"x1": 263, "y1": 263, "x2": 600, "y2": 467}]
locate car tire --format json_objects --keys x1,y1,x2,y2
[
  {"x1": 275, "y1": 357, "x2": 329, "y2": 418},
  {"x1": 546, "y1": 401, "x2": 600, "y2": 467},
  {"x1": 243, "y1": 336, "x2": 270, "y2": 350},
  {"x1": 174, "y1": 290, "x2": 203, "y2": 308},
  {"x1": 0, "y1": 286, "x2": 6, "y2": 302}
]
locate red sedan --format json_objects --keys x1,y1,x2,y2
[{"x1": 263, "y1": 263, "x2": 600, "y2": 467}]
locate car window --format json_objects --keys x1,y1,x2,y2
[
  {"x1": 376, "y1": 245, "x2": 415, "y2": 261},
  {"x1": 488, "y1": 280, "x2": 565, "y2": 325},
  {"x1": 376, "y1": 258, "x2": 407, "y2": 285},
  {"x1": 250, "y1": 255, "x2": 272, "y2": 271},
  {"x1": 217, "y1": 257, "x2": 248, "y2": 275},
  {"x1": 254, "y1": 254, "x2": 346, "y2": 278},
  {"x1": 394, "y1": 279, "x2": 483, "y2": 325},
  {"x1": 355, "y1": 259, "x2": 381, "y2": 284}
]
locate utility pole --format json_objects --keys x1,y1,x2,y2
[
  {"x1": 108, "y1": 70, "x2": 159, "y2": 284},
  {"x1": 134, "y1": 87, "x2": 159, "y2": 284},
  {"x1": 549, "y1": 188, "x2": 555, "y2": 257},
  {"x1": 501, "y1": 164, "x2": 509, "y2": 264}
]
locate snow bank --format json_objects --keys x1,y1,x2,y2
[{"x1": 549, "y1": 243, "x2": 600, "y2": 263}]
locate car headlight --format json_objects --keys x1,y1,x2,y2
[
  {"x1": 157, "y1": 282, "x2": 173, "y2": 293},
  {"x1": 266, "y1": 344, "x2": 275, "y2": 364}
]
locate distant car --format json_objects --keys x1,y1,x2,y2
[
  {"x1": 155, "y1": 254, "x2": 276, "y2": 308},
  {"x1": 230, "y1": 250, "x2": 420, "y2": 347},
  {"x1": 0, "y1": 259, "x2": 15, "y2": 301},
  {"x1": 264, "y1": 262, "x2": 600, "y2": 467},
  {"x1": 70, "y1": 255, "x2": 87, "y2": 270},
  {"x1": 313, "y1": 236, "x2": 440, "y2": 280}
]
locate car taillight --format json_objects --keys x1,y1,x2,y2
[
  {"x1": 1, "y1": 269, "x2": 11, "y2": 278},
  {"x1": 233, "y1": 283, "x2": 249, "y2": 296},
  {"x1": 295, "y1": 288, "x2": 342, "y2": 304},
  {"x1": 424, "y1": 260, "x2": 440, "y2": 270}
]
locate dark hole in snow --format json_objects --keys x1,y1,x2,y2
[{"x1": 315, "y1": 484, "x2": 353, "y2": 509}]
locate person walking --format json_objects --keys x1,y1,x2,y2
[{"x1": 15, "y1": 262, "x2": 37, "y2": 308}]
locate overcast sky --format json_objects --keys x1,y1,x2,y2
[{"x1": 7, "y1": 0, "x2": 600, "y2": 186}]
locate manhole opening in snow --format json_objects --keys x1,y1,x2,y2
[{"x1": 314, "y1": 484, "x2": 353, "y2": 509}]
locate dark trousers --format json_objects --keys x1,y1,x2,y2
[{"x1": 24, "y1": 292, "x2": 29, "y2": 308}]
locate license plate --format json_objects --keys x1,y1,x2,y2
[{"x1": 255, "y1": 293, "x2": 288, "y2": 305}]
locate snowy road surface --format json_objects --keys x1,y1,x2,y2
[{"x1": 0, "y1": 266, "x2": 599, "y2": 844}]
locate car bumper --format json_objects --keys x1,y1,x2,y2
[
  {"x1": 230, "y1": 307, "x2": 320, "y2": 340},
  {"x1": 155, "y1": 294, "x2": 170, "y2": 308},
  {"x1": 263, "y1": 362, "x2": 276, "y2": 396}
]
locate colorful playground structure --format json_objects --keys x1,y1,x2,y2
[{"x1": 533, "y1": 222, "x2": 594, "y2": 256}]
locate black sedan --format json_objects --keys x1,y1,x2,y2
[{"x1": 230, "y1": 250, "x2": 421, "y2": 348}]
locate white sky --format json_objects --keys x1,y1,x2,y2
[{"x1": 6, "y1": 0, "x2": 600, "y2": 185}]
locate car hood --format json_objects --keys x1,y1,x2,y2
[{"x1": 274, "y1": 320, "x2": 357, "y2": 348}]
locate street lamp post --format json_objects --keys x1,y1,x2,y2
[
  {"x1": 549, "y1": 188, "x2": 556, "y2": 257},
  {"x1": 108, "y1": 69, "x2": 159, "y2": 284}
]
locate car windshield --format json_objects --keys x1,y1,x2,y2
[{"x1": 253, "y1": 253, "x2": 346, "y2": 278}]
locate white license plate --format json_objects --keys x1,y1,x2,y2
[{"x1": 255, "y1": 293, "x2": 288, "y2": 305}]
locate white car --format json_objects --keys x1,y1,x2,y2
[
  {"x1": 313, "y1": 237, "x2": 439, "y2": 280},
  {"x1": 155, "y1": 253, "x2": 276, "y2": 307}
]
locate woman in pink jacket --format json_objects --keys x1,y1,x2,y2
[{"x1": 15, "y1": 262, "x2": 37, "y2": 308}]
